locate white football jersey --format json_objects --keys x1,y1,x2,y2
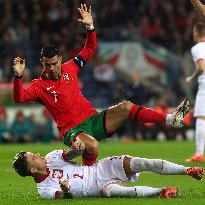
[
  {"x1": 191, "y1": 42, "x2": 205, "y2": 93},
  {"x1": 35, "y1": 150, "x2": 98, "y2": 199},
  {"x1": 35, "y1": 151, "x2": 139, "y2": 199}
]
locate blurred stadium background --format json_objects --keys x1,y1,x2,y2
[{"x1": 0, "y1": 0, "x2": 198, "y2": 143}]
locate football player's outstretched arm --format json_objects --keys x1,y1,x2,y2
[
  {"x1": 13, "y1": 57, "x2": 38, "y2": 103},
  {"x1": 76, "y1": 4, "x2": 97, "y2": 62},
  {"x1": 190, "y1": 0, "x2": 205, "y2": 18},
  {"x1": 186, "y1": 59, "x2": 205, "y2": 83}
]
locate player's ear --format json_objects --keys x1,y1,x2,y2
[
  {"x1": 31, "y1": 168, "x2": 38, "y2": 174},
  {"x1": 59, "y1": 56, "x2": 62, "y2": 61}
]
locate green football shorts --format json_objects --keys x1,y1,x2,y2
[{"x1": 64, "y1": 110, "x2": 107, "y2": 147}]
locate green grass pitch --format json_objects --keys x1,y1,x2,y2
[{"x1": 0, "y1": 141, "x2": 205, "y2": 205}]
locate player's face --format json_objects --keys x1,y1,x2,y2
[
  {"x1": 26, "y1": 152, "x2": 46, "y2": 172},
  {"x1": 41, "y1": 55, "x2": 62, "y2": 79}
]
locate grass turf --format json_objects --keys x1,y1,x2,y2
[{"x1": 0, "y1": 141, "x2": 205, "y2": 205}]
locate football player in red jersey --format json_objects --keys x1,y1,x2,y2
[
  {"x1": 13, "y1": 4, "x2": 190, "y2": 166},
  {"x1": 190, "y1": 0, "x2": 205, "y2": 18}
]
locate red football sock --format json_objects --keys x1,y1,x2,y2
[
  {"x1": 129, "y1": 104, "x2": 166, "y2": 124},
  {"x1": 82, "y1": 151, "x2": 98, "y2": 166}
]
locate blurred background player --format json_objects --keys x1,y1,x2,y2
[
  {"x1": 185, "y1": 21, "x2": 205, "y2": 162},
  {"x1": 12, "y1": 149, "x2": 203, "y2": 199}
]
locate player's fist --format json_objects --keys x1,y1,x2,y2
[
  {"x1": 13, "y1": 57, "x2": 25, "y2": 77},
  {"x1": 72, "y1": 137, "x2": 85, "y2": 150},
  {"x1": 185, "y1": 76, "x2": 193, "y2": 84},
  {"x1": 59, "y1": 179, "x2": 70, "y2": 192},
  {"x1": 59, "y1": 179, "x2": 69, "y2": 189},
  {"x1": 78, "y1": 4, "x2": 93, "y2": 26},
  {"x1": 59, "y1": 179, "x2": 73, "y2": 198}
]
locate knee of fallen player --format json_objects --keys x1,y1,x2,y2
[
  {"x1": 122, "y1": 156, "x2": 136, "y2": 179},
  {"x1": 100, "y1": 185, "x2": 112, "y2": 197},
  {"x1": 100, "y1": 182, "x2": 125, "y2": 197}
]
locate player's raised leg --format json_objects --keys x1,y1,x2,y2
[
  {"x1": 100, "y1": 155, "x2": 203, "y2": 198},
  {"x1": 105, "y1": 99, "x2": 190, "y2": 135},
  {"x1": 123, "y1": 156, "x2": 204, "y2": 180}
]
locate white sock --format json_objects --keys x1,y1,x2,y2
[
  {"x1": 166, "y1": 114, "x2": 172, "y2": 126},
  {"x1": 105, "y1": 184, "x2": 163, "y2": 198},
  {"x1": 195, "y1": 118, "x2": 205, "y2": 156},
  {"x1": 130, "y1": 157, "x2": 187, "y2": 175}
]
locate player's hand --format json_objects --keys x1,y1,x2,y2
[
  {"x1": 185, "y1": 76, "x2": 193, "y2": 84},
  {"x1": 59, "y1": 179, "x2": 70, "y2": 192},
  {"x1": 78, "y1": 4, "x2": 93, "y2": 26},
  {"x1": 72, "y1": 137, "x2": 85, "y2": 150},
  {"x1": 59, "y1": 179, "x2": 73, "y2": 198},
  {"x1": 13, "y1": 57, "x2": 25, "y2": 77}
]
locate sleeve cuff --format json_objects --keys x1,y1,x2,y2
[
  {"x1": 86, "y1": 24, "x2": 95, "y2": 31},
  {"x1": 15, "y1": 75, "x2": 23, "y2": 79}
]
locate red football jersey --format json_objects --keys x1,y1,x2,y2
[{"x1": 13, "y1": 31, "x2": 98, "y2": 139}]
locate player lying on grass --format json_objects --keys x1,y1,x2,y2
[
  {"x1": 12, "y1": 3, "x2": 191, "y2": 166},
  {"x1": 12, "y1": 149, "x2": 204, "y2": 199}
]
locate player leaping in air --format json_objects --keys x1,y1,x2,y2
[
  {"x1": 13, "y1": 4, "x2": 190, "y2": 166},
  {"x1": 12, "y1": 149, "x2": 203, "y2": 199}
]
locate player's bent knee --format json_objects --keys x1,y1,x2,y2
[
  {"x1": 118, "y1": 101, "x2": 133, "y2": 112},
  {"x1": 85, "y1": 138, "x2": 99, "y2": 152},
  {"x1": 100, "y1": 186, "x2": 109, "y2": 197},
  {"x1": 100, "y1": 183, "x2": 124, "y2": 197}
]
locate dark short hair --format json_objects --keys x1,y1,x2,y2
[
  {"x1": 12, "y1": 151, "x2": 30, "y2": 177},
  {"x1": 194, "y1": 21, "x2": 205, "y2": 37},
  {"x1": 41, "y1": 45, "x2": 60, "y2": 58}
]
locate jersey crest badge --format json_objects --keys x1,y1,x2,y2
[{"x1": 52, "y1": 169, "x2": 63, "y2": 179}]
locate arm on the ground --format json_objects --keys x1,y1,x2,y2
[
  {"x1": 186, "y1": 59, "x2": 205, "y2": 83},
  {"x1": 190, "y1": 0, "x2": 205, "y2": 18}
]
